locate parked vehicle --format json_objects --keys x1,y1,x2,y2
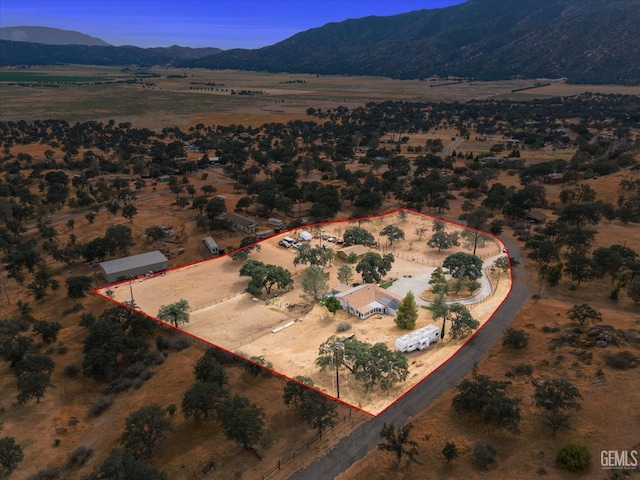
[
  {"x1": 269, "y1": 218, "x2": 284, "y2": 228},
  {"x1": 279, "y1": 240, "x2": 291, "y2": 248},
  {"x1": 395, "y1": 325, "x2": 440, "y2": 352}
]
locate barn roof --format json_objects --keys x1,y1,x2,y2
[{"x1": 99, "y1": 251, "x2": 168, "y2": 276}]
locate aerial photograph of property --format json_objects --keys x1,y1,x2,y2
[{"x1": 0, "y1": 1, "x2": 639, "y2": 479}]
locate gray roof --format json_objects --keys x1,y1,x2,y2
[{"x1": 99, "y1": 251, "x2": 168, "y2": 276}]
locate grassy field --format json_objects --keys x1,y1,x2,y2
[
  {"x1": 0, "y1": 71, "x2": 115, "y2": 83},
  {"x1": 3, "y1": 65, "x2": 638, "y2": 129}
]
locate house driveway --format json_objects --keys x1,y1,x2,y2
[
  {"x1": 386, "y1": 269, "x2": 436, "y2": 306},
  {"x1": 386, "y1": 254, "x2": 502, "y2": 306}
]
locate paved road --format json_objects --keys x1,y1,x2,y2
[
  {"x1": 289, "y1": 236, "x2": 531, "y2": 480},
  {"x1": 439, "y1": 136, "x2": 465, "y2": 158}
]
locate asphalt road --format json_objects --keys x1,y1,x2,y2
[{"x1": 289, "y1": 236, "x2": 531, "y2": 480}]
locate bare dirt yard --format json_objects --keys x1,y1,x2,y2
[{"x1": 100, "y1": 210, "x2": 511, "y2": 415}]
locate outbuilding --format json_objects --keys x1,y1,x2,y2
[{"x1": 99, "y1": 251, "x2": 169, "y2": 284}]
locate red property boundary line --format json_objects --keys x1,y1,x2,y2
[{"x1": 92, "y1": 207, "x2": 512, "y2": 419}]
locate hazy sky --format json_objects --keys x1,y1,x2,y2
[{"x1": 0, "y1": 0, "x2": 467, "y2": 49}]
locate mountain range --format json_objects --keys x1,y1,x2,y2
[
  {"x1": 0, "y1": 26, "x2": 110, "y2": 46},
  {"x1": 1, "y1": 0, "x2": 639, "y2": 85}
]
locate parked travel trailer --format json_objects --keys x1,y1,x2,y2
[
  {"x1": 395, "y1": 324, "x2": 440, "y2": 352},
  {"x1": 268, "y1": 218, "x2": 284, "y2": 228},
  {"x1": 202, "y1": 237, "x2": 219, "y2": 256}
]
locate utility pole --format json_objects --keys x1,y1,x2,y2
[
  {"x1": 129, "y1": 277, "x2": 135, "y2": 306},
  {"x1": 325, "y1": 341, "x2": 344, "y2": 398}
]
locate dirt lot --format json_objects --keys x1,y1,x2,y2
[{"x1": 100, "y1": 210, "x2": 510, "y2": 415}]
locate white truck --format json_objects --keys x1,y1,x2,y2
[{"x1": 395, "y1": 324, "x2": 441, "y2": 353}]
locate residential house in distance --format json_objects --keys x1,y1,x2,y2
[
  {"x1": 542, "y1": 173, "x2": 564, "y2": 184},
  {"x1": 526, "y1": 211, "x2": 547, "y2": 224},
  {"x1": 335, "y1": 284, "x2": 402, "y2": 319},
  {"x1": 219, "y1": 212, "x2": 258, "y2": 234},
  {"x1": 336, "y1": 245, "x2": 369, "y2": 262}
]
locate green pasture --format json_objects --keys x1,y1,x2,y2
[{"x1": 0, "y1": 71, "x2": 113, "y2": 83}]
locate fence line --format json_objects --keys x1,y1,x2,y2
[
  {"x1": 258, "y1": 409, "x2": 353, "y2": 480},
  {"x1": 189, "y1": 292, "x2": 245, "y2": 312},
  {"x1": 395, "y1": 247, "x2": 502, "y2": 267},
  {"x1": 395, "y1": 252, "x2": 439, "y2": 267}
]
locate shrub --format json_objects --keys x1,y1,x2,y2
[
  {"x1": 103, "y1": 377, "x2": 133, "y2": 394},
  {"x1": 473, "y1": 442, "x2": 496, "y2": 470},
  {"x1": 88, "y1": 397, "x2": 113, "y2": 417},
  {"x1": 336, "y1": 321, "x2": 352, "y2": 332},
  {"x1": 138, "y1": 368, "x2": 153, "y2": 382},
  {"x1": 605, "y1": 351, "x2": 636, "y2": 369},
  {"x1": 200, "y1": 346, "x2": 238, "y2": 365},
  {"x1": 156, "y1": 336, "x2": 190, "y2": 351},
  {"x1": 26, "y1": 467, "x2": 61, "y2": 479},
  {"x1": 514, "y1": 363, "x2": 533, "y2": 375},
  {"x1": 502, "y1": 328, "x2": 530, "y2": 349},
  {"x1": 556, "y1": 443, "x2": 592, "y2": 473},
  {"x1": 63, "y1": 364, "x2": 80, "y2": 378},
  {"x1": 62, "y1": 303, "x2": 84, "y2": 315},
  {"x1": 123, "y1": 362, "x2": 148, "y2": 379},
  {"x1": 142, "y1": 350, "x2": 165, "y2": 366},
  {"x1": 67, "y1": 446, "x2": 93, "y2": 467}
]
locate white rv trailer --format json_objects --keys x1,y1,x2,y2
[{"x1": 395, "y1": 324, "x2": 440, "y2": 352}]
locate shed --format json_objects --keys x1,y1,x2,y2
[
  {"x1": 99, "y1": 251, "x2": 169, "y2": 284},
  {"x1": 203, "y1": 237, "x2": 219, "y2": 255}
]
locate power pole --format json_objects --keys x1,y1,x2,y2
[{"x1": 325, "y1": 341, "x2": 344, "y2": 398}]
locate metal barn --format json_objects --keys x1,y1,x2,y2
[{"x1": 99, "y1": 251, "x2": 169, "y2": 284}]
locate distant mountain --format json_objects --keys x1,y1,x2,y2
[
  {"x1": 0, "y1": 40, "x2": 222, "y2": 67},
  {"x1": 0, "y1": 26, "x2": 110, "y2": 46},
  {"x1": 1, "y1": 0, "x2": 638, "y2": 84},
  {"x1": 187, "y1": 0, "x2": 640, "y2": 85}
]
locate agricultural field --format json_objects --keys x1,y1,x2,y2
[
  {"x1": 0, "y1": 71, "x2": 115, "y2": 83},
  {"x1": 3, "y1": 66, "x2": 640, "y2": 129}
]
